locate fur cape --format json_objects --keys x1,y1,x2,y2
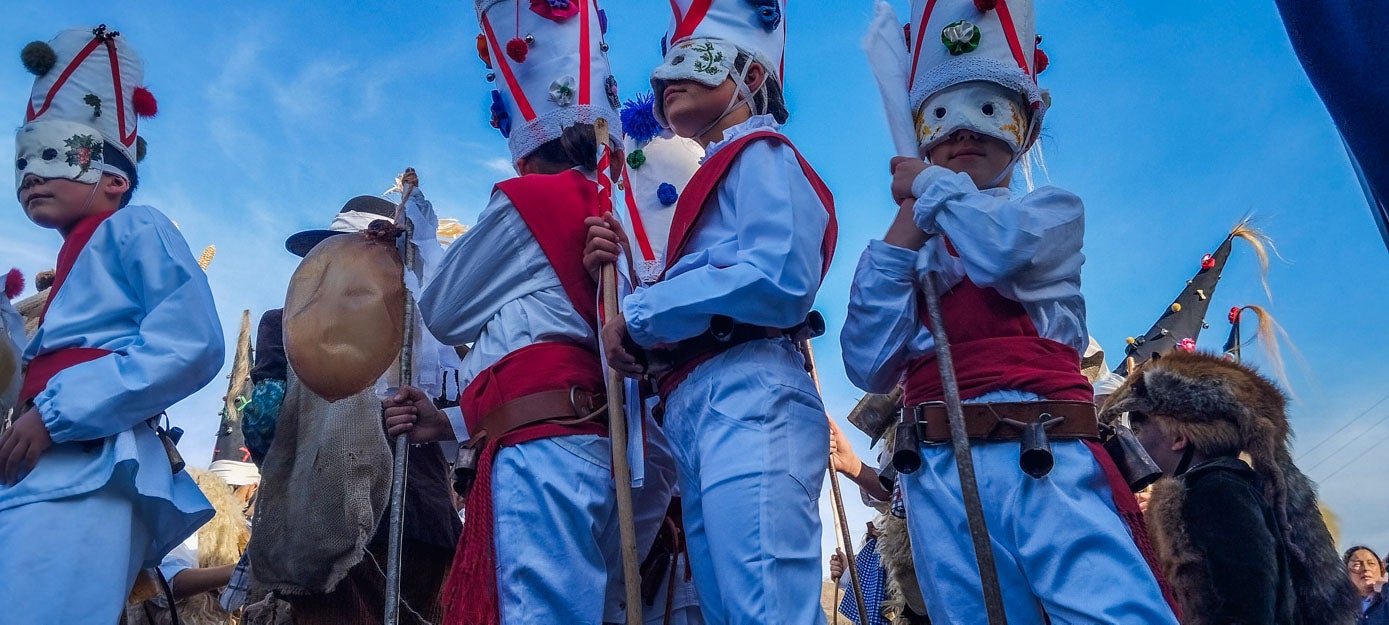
[{"x1": 1101, "y1": 350, "x2": 1356, "y2": 624}]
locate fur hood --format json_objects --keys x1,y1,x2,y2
[{"x1": 1102, "y1": 351, "x2": 1356, "y2": 624}]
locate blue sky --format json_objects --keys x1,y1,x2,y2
[{"x1": 5, "y1": 1, "x2": 1388, "y2": 568}]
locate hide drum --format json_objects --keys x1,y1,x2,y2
[{"x1": 284, "y1": 234, "x2": 405, "y2": 402}]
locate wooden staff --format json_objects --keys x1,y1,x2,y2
[
  {"x1": 384, "y1": 170, "x2": 418, "y2": 625},
  {"x1": 921, "y1": 271, "x2": 1007, "y2": 625},
  {"x1": 595, "y1": 118, "x2": 643, "y2": 625},
  {"x1": 800, "y1": 339, "x2": 871, "y2": 625}
]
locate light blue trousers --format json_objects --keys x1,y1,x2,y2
[
  {"x1": 0, "y1": 476, "x2": 151, "y2": 624},
  {"x1": 663, "y1": 338, "x2": 828, "y2": 625},
  {"x1": 902, "y1": 389, "x2": 1178, "y2": 625},
  {"x1": 493, "y1": 434, "x2": 621, "y2": 625}
]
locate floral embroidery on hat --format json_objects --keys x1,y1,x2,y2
[
  {"x1": 941, "y1": 20, "x2": 981, "y2": 55},
  {"x1": 63, "y1": 133, "x2": 103, "y2": 175},
  {"x1": 549, "y1": 75, "x2": 577, "y2": 106},
  {"x1": 83, "y1": 93, "x2": 103, "y2": 118}
]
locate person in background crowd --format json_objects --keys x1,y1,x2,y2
[{"x1": 1347, "y1": 546, "x2": 1388, "y2": 625}]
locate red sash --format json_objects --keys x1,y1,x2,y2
[
  {"x1": 441, "y1": 171, "x2": 607, "y2": 625},
  {"x1": 662, "y1": 130, "x2": 837, "y2": 280},
  {"x1": 902, "y1": 276, "x2": 1092, "y2": 406},
  {"x1": 18, "y1": 211, "x2": 117, "y2": 406},
  {"x1": 654, "y1": 131, "x2": 837, "y2": 396}
]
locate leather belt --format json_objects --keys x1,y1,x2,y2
[
  {"x1": 910, "y1": 400, "x2": 1098, "y2": 443},
  {"x1": 469, "y1": 387, "x2": 606, "y2": 445}
]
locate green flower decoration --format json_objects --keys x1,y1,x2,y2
[
  {"x1": 627, "y1": 149, "x2": 647, "y2": 170},
  {"x1": 941, "y1": 20, "x2": 981, "y2": 55},
  {"x1": 63, "y1": 134, "x2": 103, "y2": 175},
  {"x1": 692, "y1": 41, "x2": 725, "y2": 76}
]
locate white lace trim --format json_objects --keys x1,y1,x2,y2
[
  {"x1": 703, "y1": 114, "x2": 780, "y2": 160},
  {"x1": 636, "y1": 259, "x2": 665, "y2": 286},
  {"x1": 506, "y1": 103, "x2": 624, "y2": 161}
]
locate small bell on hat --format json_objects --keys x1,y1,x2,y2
[
  {"x1": 476, "y1": 0, "x2": 622, "y2": 161},
  {"x1": 906, "y1": 0, "x2": 1046, "y2": 158},
  {"x1": 649, "y1": 0, "x2": 790, "y2": 128},
  {"x1": 17, "y1": 25, "x2": 152, "y2": 195}
]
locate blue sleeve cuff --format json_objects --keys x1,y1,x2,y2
[
  {"x1": 864, "y1": 239, "x2": 921, "y2": 283},
  {"x1": 622, "y1": 291, "x2": 659, "y2": 348}
]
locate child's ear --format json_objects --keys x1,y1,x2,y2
[
  {"x1": 743, "y1": 61, "x2": 767, "y2": 92},
  {"x1": 103, "y1": 174, "x2": 130, "y2": 197}
]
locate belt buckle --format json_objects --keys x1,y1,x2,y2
[
  {"x1": 570, "y1": 386, "x2": 606, "y2": 419},
  {"x1": 913, "y1": 401, "x2": 948, "y2": 446}
]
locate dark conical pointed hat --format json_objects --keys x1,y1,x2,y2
[{"x1": 1114, "y1": 218, "x2": 1273, "y2": 376}]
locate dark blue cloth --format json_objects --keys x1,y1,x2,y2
[
  {"x1": 1362, "y1": 591, "x2": 1389, "y2": 625},
  {"x1": 838, "y1": 536, "x2": 888, "y2": 625},
  {"x1": 1276, "y1": 0, "x2": 1389, "y2": 250}
]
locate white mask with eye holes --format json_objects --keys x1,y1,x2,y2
[
  {"x1": 914, "y1": 81, "x2": 1030, "y2": 158},
  {"x1": 14, "y1": 120, "x2": 106, "y2": 194}
]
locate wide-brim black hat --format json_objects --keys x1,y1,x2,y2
[{"x1": 285, "y1": 195, "x2": 397, "y2": 257}]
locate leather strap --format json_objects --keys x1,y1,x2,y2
[
  {"x1": 910, "y1": 400, "x2": 1099, "y2": 443},
  {"x1": 471, "y1": 387, "x2": 606, "y2": 445}
]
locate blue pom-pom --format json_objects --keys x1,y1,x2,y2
[
  {"x1": 621, "y1": 92, "x2": 662, "y2": 145},
  {"x1": 657, "y1": 182, "x2": 679, "y2": 206},
  {"x1": 490, "y1": 90, "x2": 511, "y2": 138}
]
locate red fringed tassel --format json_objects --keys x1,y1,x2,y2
[
  {"x1": 1083, "y1": 440, "x2": 1184, "y2": 621},
  {"x1": 441, "y1": 441, "x2": 503, "y2": 625},
  {"x1": 132, "y1": 87, "x2": 158, "y2": 117},
  {"x1": 4, "y1": 269, "x2": 23, "y2": 299}
]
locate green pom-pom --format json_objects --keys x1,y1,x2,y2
[
  {"x1": 21, "y1": 41, "x2": 56, "y2": 76},
  {"x1": 136, "y1": 136, "x2": 147, "y2": 162},
  {"x1": 626, "y1": 149, "x2": 646, "y2": 170}
]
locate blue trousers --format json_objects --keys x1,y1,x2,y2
[
  {"x1": 663, "y1": 338, "x2": 828, "y2": 625},
  {"x1": 902, "y1": 390, "x2": 1178, "y2": 625},
  {"x1": 0, "y1": 476, "x2": 151, "y2": 624}
]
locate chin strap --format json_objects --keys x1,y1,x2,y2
[{"x1": 1173, "y1": 445, "x2": 1196, "y2": 477}]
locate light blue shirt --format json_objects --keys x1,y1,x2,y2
[
  {"x1": 841, "y1": 167, "x2": 1087, "y2": 394},
  {"x1": 623, "y1": 115, "x2": 831, "y2": 346}
]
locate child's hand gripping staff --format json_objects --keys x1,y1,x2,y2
[{"x1": 865, "y1": 2, "x2": 1009, "y2": 623}]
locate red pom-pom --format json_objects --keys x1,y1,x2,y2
[
  {"x1": 1033, "y1": 48, "x2": 1049, "y2": 74},
  {"x1": 4, "y1": 269, "x2": 23, "y2": 300},
  {"x1": 1228, "y1": 306, "x2": 1242, "y2": 324},
  {"x1": 132, "y1": 87, "x2": 158, "y2": 117},
  {"x1": 1200, "y1": 253, "x2": 1216, "y2": 270},
  {"x1": 506, "y1": 38, "x2": 528, "y2": 63},
  {"x1": 974, "y1": 0, "x2": 996, "y2": 11}
]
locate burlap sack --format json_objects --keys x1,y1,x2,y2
[{"x1": 247, "y1": 368, "x2": 391, "y2": 595}]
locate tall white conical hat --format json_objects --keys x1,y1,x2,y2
[
  {"x1": 617, "y1": 92, "x2": 703, "y2": 284},
  {"x1": 906, "y1": 0, "x2": 1049, "y2": 155},
  {"x1": 649, "y1": 0, "x2": 787, "y2": 126},
  {"x1": 475, "y1": 0, "x2": 622, "y2": 161},
  {"x1": 17, "y1": 25, "x2": 154, "y2": 185}
]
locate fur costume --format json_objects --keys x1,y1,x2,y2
[{"x1": 1101, "y1": 350, "x2": 1357, "y2": 624}]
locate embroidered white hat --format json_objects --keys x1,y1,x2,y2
[
  {"x1": 650, "y1": 0, "x2": 787, "y2": 125},
  {"x1": 17, "y1": 25, "x2": 154, "y2": 182},
  {"x1": 617, "y1": 92, "x2": 704, "y2": 284},
  {"x1": 906, "y1": 0, "x2": 1049, "y2": 155},
  {"x1": 475, "y1": 0, "x2": 622, "y2": 161}
]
